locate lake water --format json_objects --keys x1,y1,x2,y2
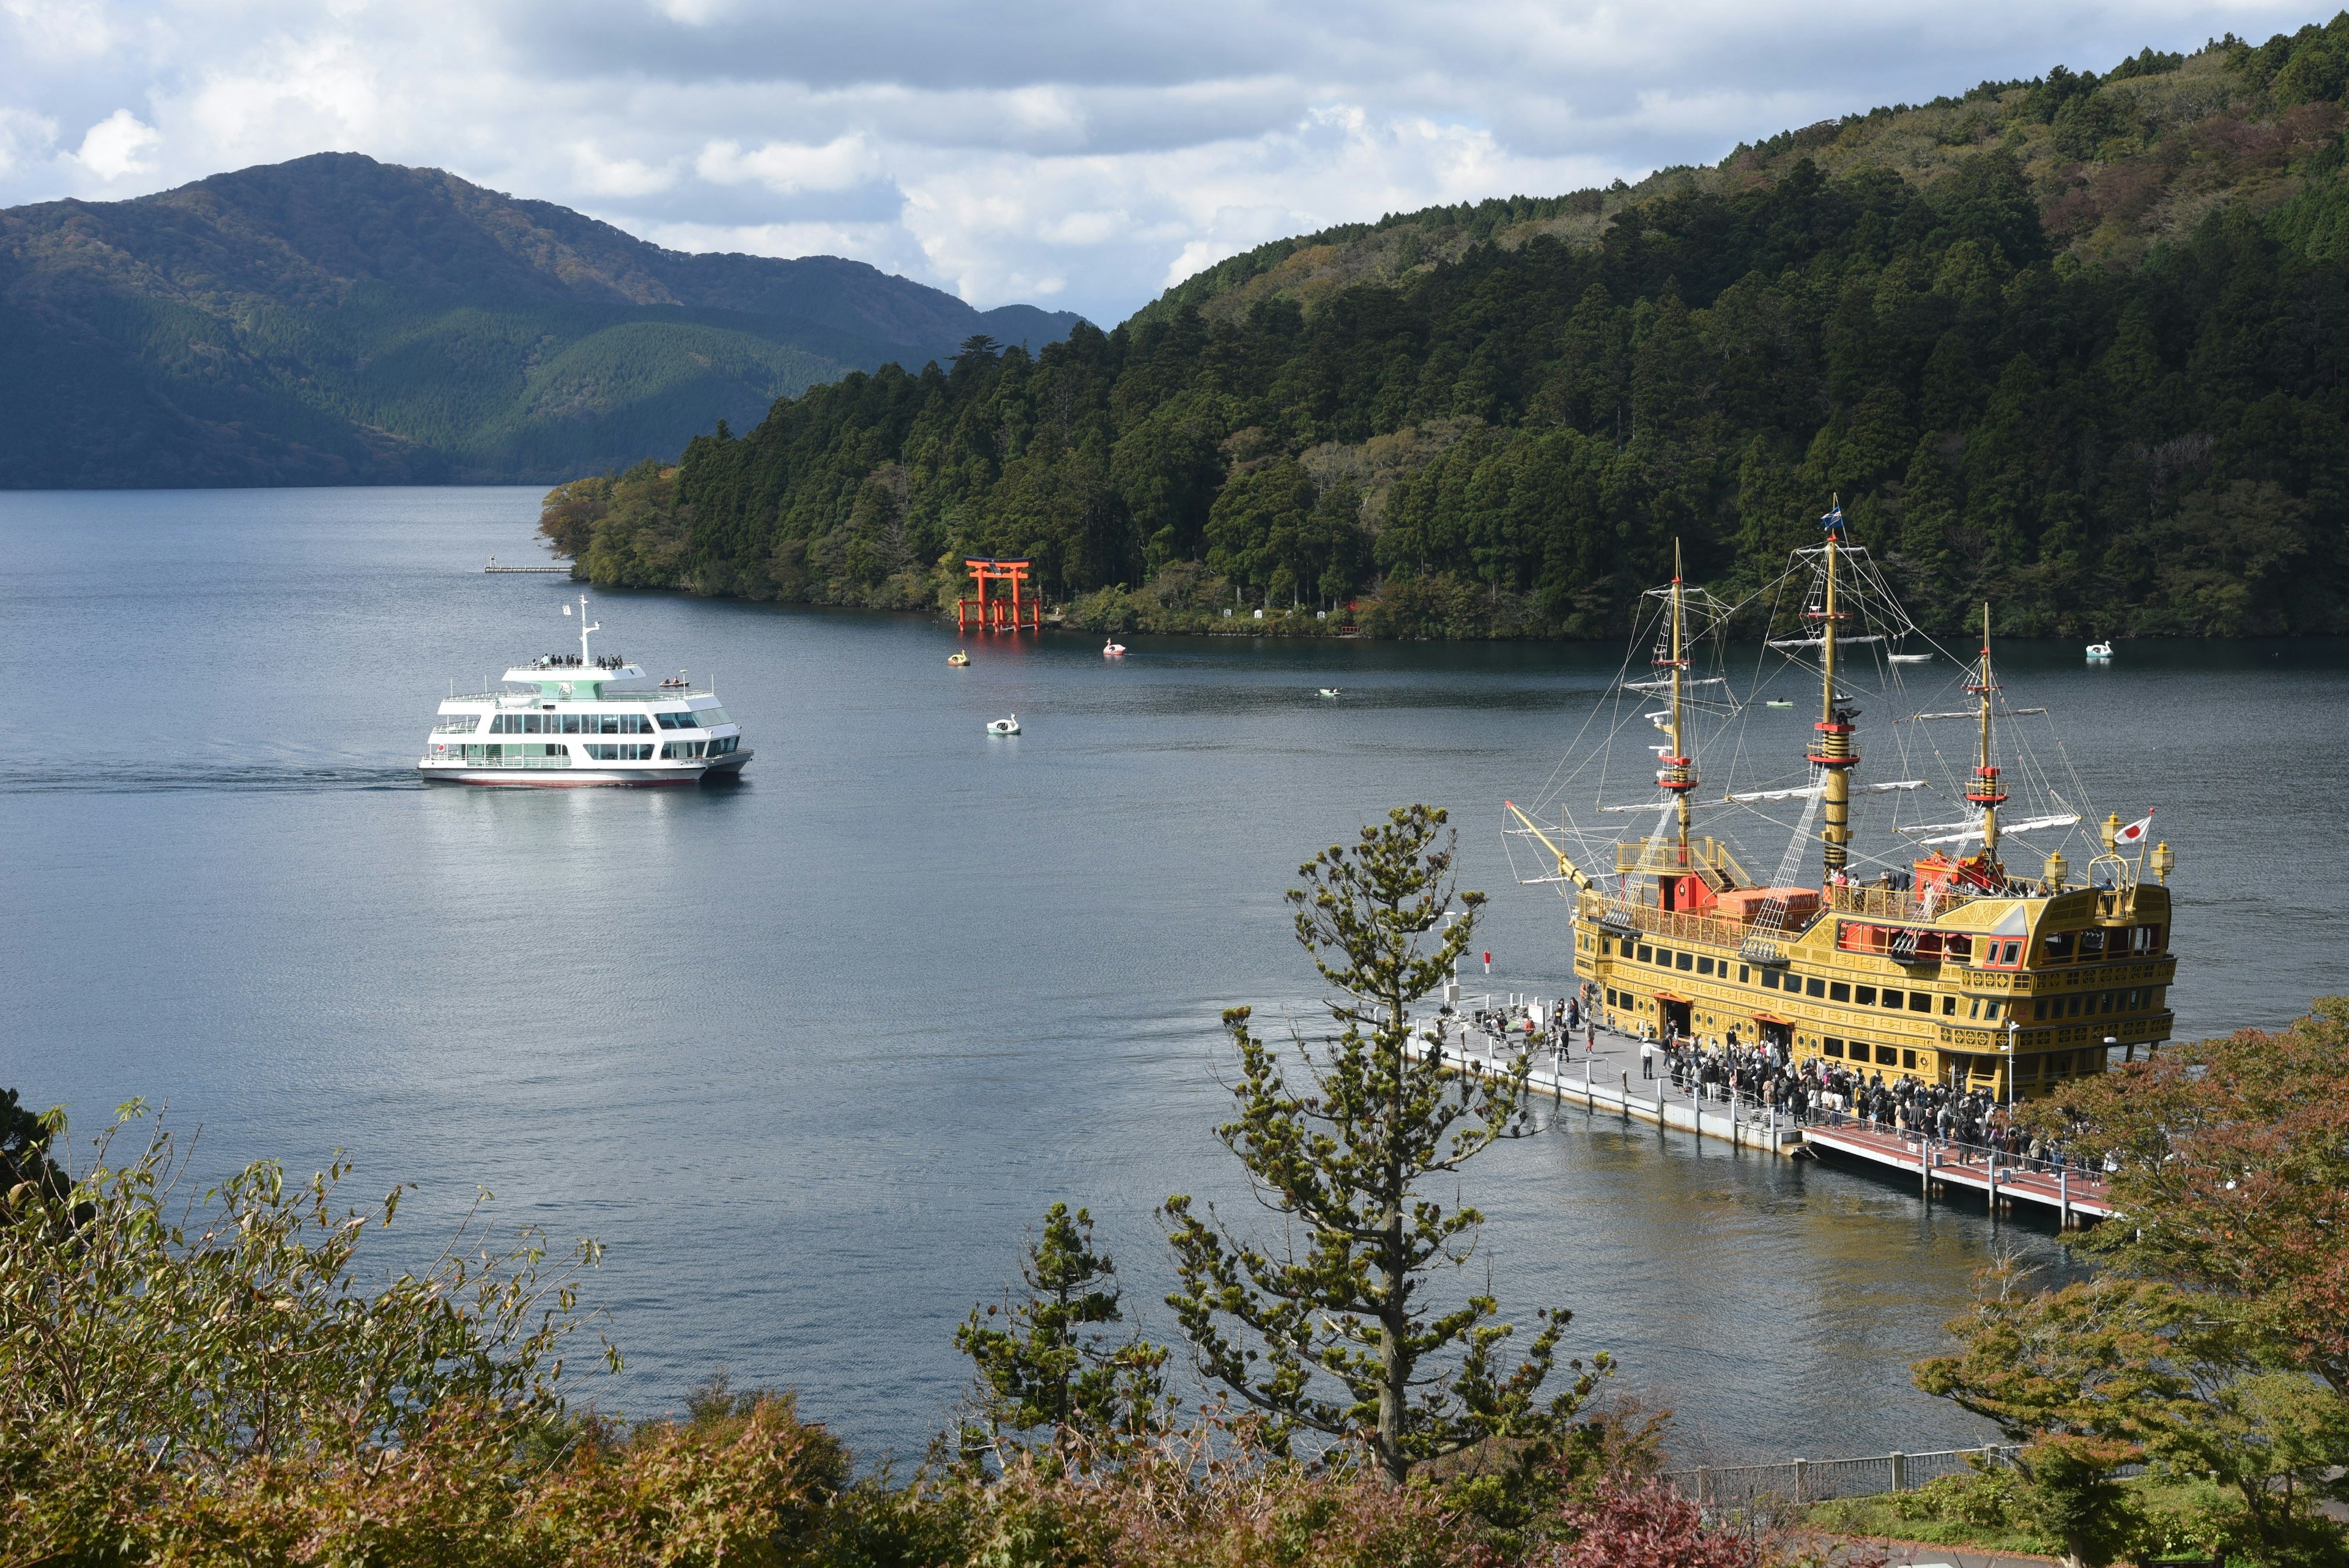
[{"x1": 6, "y1": 486, "x2": 2345, "y2": 1468}]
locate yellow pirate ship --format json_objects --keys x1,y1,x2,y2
[{"x1": 1504, "y1": 512, "x2": 2176, "y2": 1101}]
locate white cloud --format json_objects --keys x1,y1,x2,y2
[
  {"x1": 0, "y1": 1, "x2": 2330, "y2": 322},
  {"x1": 696, "y1": 133, "x2": 888, "y2": 194},
  {"x1": 0, "y1": 106, "x2": 58, "y2": 176},
  {"x1": 72, "y1": 108, "x2": 160, "y2": 180}
]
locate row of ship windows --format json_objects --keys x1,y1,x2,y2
[
  {"x1": 1607, "y1": 993, "x2": 2090, "y2": 1079},
  {"x1": 431, "y1": 708, "x2": 733, "y2": 736},
  {"x1": 1598, "y1": 948, "x2": 2164, "y2": 1024},
  {"x1": 434, "y1": 737, "x2": 741, "y2": 762}
]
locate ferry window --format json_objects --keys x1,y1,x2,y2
[
  {"x1": 1855, "y1": 986, "x2": 1876, "y2": 1005},
  {"x1": 1637, "y1": 945, "x2": 1653, "y2": 964},
  {"x1": 1829, "y1": 983, "x2": 1850, "y2": 1002},
  {"x1": 1902, "y1": 1049, "x2": 1917, "y2": 1069},
  {"x1": 1881, "y1": 988, "x2": 1903, "y2": 1008},
  {"x1": 2033, "y1": 1000, "x2": 2048, "y2": 1020},
  {"x1": 2134, "y1": 924, "x2": 2162, "y2": 953},
  {"x1": 1761, "y1": 970, "x2": 1780, "y2": 989},
  {"x1": 1675, "y1": 952, "x2": 1693, "y2": 972},
  {"x1": 1941, "y1": 995, "x2": 1957, "y2": 1015},
  {"x1": 1738, "y1": 965, "x2": 1751, "y2": 983},
  {"x1": 1696, "y1": 956, "x2": 1712, "y2": 975},
  {"x1": 2079, "y1": 930, "x2": 2106, "y2": 955},
  {"x1": 432, "y1": 713, "x2": 480, "y2": 734},
  {"x1": 661, "y1": 741, "x2": 708, "y2": 760},
  {"x1": 1805, "y1": 977, "x2": 1826, "y2": 998},
  {"x1": 1877, "y1": 1045, "x2": 1898, "y2": 1065},
  {"x1": 2066, "y1": 996, "x2": 2081, "y2": 1017},
  {"x1": 2043, "y1": 931, "x2": 2074, "y2": 961},
  {"x1": 1908, "y1": 991, "x2": 1931, "y2": 1011},
  {"x1": 1824, "y1": 1038, "x2": 1844, "y2": 1058},
  {"x1": 1984, "y1": 1000, "x2": 2002, "y2": 1020},
  {"x1": 1999, "y1": 941, "x2": 2021, "y2": 965},
  {"x1": 1969, "y1": 999, "x2": 1981, "y2": 1019},
  {"x1": 583, "y1": 743, "x2": 654, "y2": 761},
  {"x1": 657, "y1": 711, "x2": 688, "y2": 729},
  {"x1": 2051, "y1": 1052, "x2": 2071, "y2": 1076}
]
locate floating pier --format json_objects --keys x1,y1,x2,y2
[
  {"x1": 1802, "y1": 1122, "x2": 2113, "y2": 1224},
  {"x1": 1414, "y1": 995, "x2": 2118, "y2": 1222},
  {"x1": 1410, "y1": 1006, "x2": 1806, "y2": 1155}
]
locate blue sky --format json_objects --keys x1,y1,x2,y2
[{"x1": 0, "y1": 1, "x2": 2329, "y2": 325}]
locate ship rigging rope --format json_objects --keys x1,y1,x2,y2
[{"x1": 1512, "y1": 537, "x2": 2114, "y2": 891}]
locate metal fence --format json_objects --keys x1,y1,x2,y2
[
  {"x1": 1666, "y1": 1443, "x2": 2153, "y2": 1526},
  {"x1": 1667, "y1": 1445, "x2": 2015, "y2": 1526}
]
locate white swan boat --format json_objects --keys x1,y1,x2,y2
[
  {"x1": 987, "y1": 715, "x2": 1021, "y2": 736},
  {"x1": 418, "y1": 595, "x2": 749, "y2": 786},
  {"x1": 2086, "y1": 641, "x2": 2114, "y2": 660},
  {"x1": 1102, "y1": 640, "x2": 1127, "y2": 657}
]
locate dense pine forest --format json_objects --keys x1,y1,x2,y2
[{"x1": 543, "y1": 23, "x2": 2349, "y2": 639}]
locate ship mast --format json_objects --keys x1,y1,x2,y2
[
  {"x1": 1658, "y1": 539, "x2": 1698, "y2": 858},
  {"x1": 1965, "y1": 602, "x2": 2008, "y2": 865},
  {"x1": 1809, "y1": 501, "x2": 1858, "y2": 883},
  {"x1": 1672, "y1": 539, "x2": 1691, "y2": 859}
]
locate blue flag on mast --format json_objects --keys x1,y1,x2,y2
[{"x1": 1820, "y1": 503, "x2": 1847, "y2": 539}]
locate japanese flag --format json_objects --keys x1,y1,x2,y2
[{"x1": 2115, "y1": 810, "x2": 2154, "y2": 846}]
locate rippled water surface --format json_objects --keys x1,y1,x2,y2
[{"x1": 7, "y1": 486, "x2": 2346, "y2": 1465}]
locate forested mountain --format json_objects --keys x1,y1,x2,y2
[
  {"x1": 548, "y1": 23, "x2": 2349, "y2": 639},
  {"x1": 0, "y1": 153, "x2": 1083, "y2": 487}
]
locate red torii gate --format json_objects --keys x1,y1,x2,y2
[{"x1": 957, "y1": 557, "x2": 1041, "y2": 633}]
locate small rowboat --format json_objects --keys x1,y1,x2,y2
[{"x1": 987, "y1": 715, "x2": 1020, "y2": 736}]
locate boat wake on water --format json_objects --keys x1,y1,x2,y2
[{"x1": 0, "y1": 762, "x2": 423, "y2": 795}]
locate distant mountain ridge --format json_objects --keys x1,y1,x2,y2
[{"x1": 0, "y1": 152, "x2": 1085, "y2": 487}]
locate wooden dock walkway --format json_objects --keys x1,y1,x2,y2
[
  {"x1": 1412, "y1": 1001, "x2": 2118, "y2": 1224},
  {"x1": 1802, "y1": 1123, "x2": 2115, "y2": 1224},
  {"x1": 1412, "y1": 1021, "x2": 1806, "y2": 1154}
]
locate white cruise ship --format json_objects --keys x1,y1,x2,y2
[{"x1": 418, "y1": 596, "x2": 751, "y2": 786}]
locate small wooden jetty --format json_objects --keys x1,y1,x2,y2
[
  {"x1": 484, "y1": 557, "x2": 570, "y2": 574},
  {"x1": 1409, "y1": 1007, "x2": 1806, "y2": 1155},
  {"x1": 1412, "y1": 994, "x2": 2117, "y2": 1224},
  {"x1": 1802, "y1": 1122, "x2": 2113, "y2": 1225}
]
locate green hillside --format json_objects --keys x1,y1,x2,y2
[
  {"x1": 549, "y1": 21, "x2": 2349, "y2": 639},
  {"x1": 0, "y1": 153, "x2": 1084, "y2": 487}
]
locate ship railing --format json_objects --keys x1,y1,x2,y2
[
  {"x1": 442, "y1": 687, "x2": 713, "y2": 706},
  {"x1": 1578, "y1": 887, "x2": 1794, "y2": 948},
  {"x1": 1824, "y1": 882, "x2": 1981, "y2": 923},
  {"x1": 420, "y1": 752, "x2": 574, "y2": 769},
  {"x1": 1580, "y1": 892, "x2": 1819, "y2": 953}
]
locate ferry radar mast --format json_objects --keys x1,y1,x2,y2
[
  {"x1": 562, "y1": 594, "x2": 601, "y2": 664},
  {"x1": 1967, "y1": 603, "x2": 2008, "y2": 867},
  {"x1": 1808, "y1": 500, "x2": 1858, "y2": 882}
]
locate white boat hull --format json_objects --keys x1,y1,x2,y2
[{"x1": 418, "y1": 750, "x2": 752, "y2": 787}]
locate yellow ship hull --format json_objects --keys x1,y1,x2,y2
[{"x1": 1572, "y1": 877, "x2": 2173, "y2": 1099}]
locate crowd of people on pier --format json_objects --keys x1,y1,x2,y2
[
  {"x1": 1650, "y1": 1038, "x2": 2088, "y2": 1171},
  {"x1": 1446, "y1": 991, "x2": 2095, "y2": 1175}
]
